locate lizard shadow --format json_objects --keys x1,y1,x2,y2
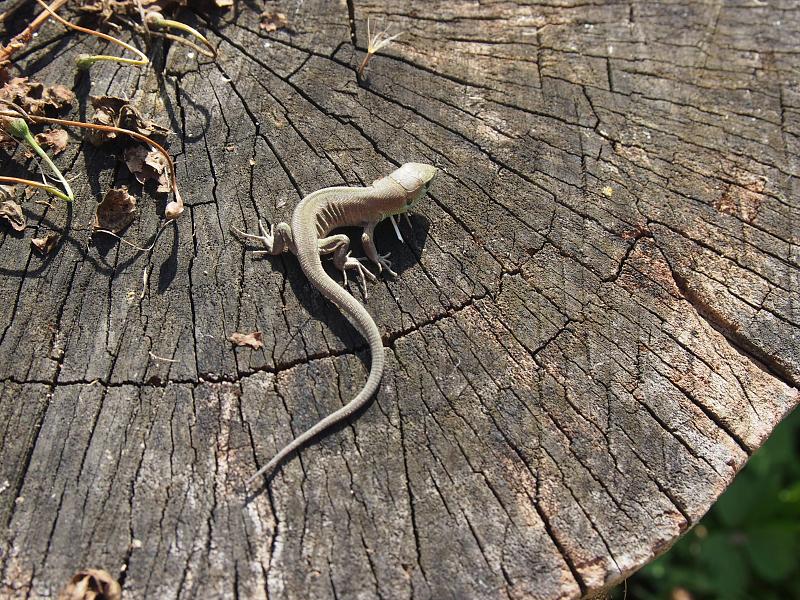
[{"x1": 284, "y1": 213, "x2": 431, "y2": 351}]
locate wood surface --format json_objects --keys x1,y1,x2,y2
[{"x1": 1, "y1": 1, "x2": 798, "y2": 598}]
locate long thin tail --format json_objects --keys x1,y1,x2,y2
[{"x1": 246, "y1": 258, "x2": 385, "y2": 487}]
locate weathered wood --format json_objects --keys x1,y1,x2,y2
[{"x1": 1, "y1": 1, "x2": 798, "y2": 598}]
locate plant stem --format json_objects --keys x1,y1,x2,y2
[
  {"x1": 16, "y1": 114, "x2": 183, "y2": 219},
  {"x1": 0, "y1": 175, "x2": 72, "y2": 202},
  {"x1": 145, "y1": 12, "x2": 217, "y2": 58},
  {"x1": 34, "y1": 0, "x2": 148, "y2": 69},
  {"x1": 0, "y1": 0, "x2": 69, "y2": 65},
  {"x1": 4, "y1": 118, "x2": 74, "y2": 201}
]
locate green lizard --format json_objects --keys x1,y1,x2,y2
[{"x1": 235, "y1": 163, "x2": 438, "y2": 485}]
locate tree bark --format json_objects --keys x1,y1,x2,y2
[{"x1": 1, "y1": 1, "x2": 798, "y2": 598}]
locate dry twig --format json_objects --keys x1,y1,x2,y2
[
  {"x1": 0, "y1": 0, "x2": 69, "y2": 65},
  {"x1": 33, "y1": 0, "x2": 148, "y2": 69}
]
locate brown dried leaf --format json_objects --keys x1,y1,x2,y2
[
  {"x1": 259, "y1": 10, "x2": 288, "y2": 32},
  {"x1": 76, "y1": 0, "x2": 115, "y2": 20},
  {"x1": 88, "y1": 96, "x2": 170, "y2": 146},
  {"x1": 42, "y1": 84, "x2": 75, "y2": 111},
  {"x1": 93, "y1": 188, "x2": 136, "y2": 233},
  {"x1": 123, "y1": 145, "x2": 146, "y2": 176},
  {"x1": 124, "y1": 145, "x2": 170, "y2": 193},
  {"x1": 31, "y1": 232, "x2": 59, "y2": 255},
  {"x1": 228, "y1": 331, "x2": 263, "y2": 350},
  {"x1": 0, "y1": 129, "x2": 16, "y2": 151},
  {"x1": 24, "y1": 129, "x2": 69, "y2": 157},
  {"x1": 0, "y1": 77, "x2": 39, "y2": 112},
  {"x1": 0, "y1": 199, "x2": 25, "y2": 231},
  {"x1": 58, "y1": 568, "x2": 121, "y2": 600},
  {"x1": 77, "y1": 0, "x2": 164, "y2": 19},
  {"x1": 0, "y1": 184, "x2": 16, "y2": 201},
  {"x1": 0, "y1": 77, "x2": 75, "y2": 117},
  {"x1": 145, "y1": 151, "x2": 171, "y2": 193}
]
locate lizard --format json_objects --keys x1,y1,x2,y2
[{"x1": 234, "y1": 162, "x2": 438, "y2": 485}]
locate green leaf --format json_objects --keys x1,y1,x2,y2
[
  {"x1": 745, "y1": 524, "x2": 799, "y2": 583},
  {"x1": 698, "y1": 532, "x2": 749, "y2": 599}
]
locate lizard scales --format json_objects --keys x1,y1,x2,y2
[{"x1": 236, "y1": 163, "x2": 438, "y2": 485}]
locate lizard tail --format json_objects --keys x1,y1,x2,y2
[{"x1": 246, "y1": 260, "x2": 385, "y2": 487}]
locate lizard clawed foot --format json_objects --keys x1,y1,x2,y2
[
  {"x1": 340, "y1": 251, "x2": 377, "y2": 297},
  {"x1": 366, "y1": 252, "x2": 397, "y2": 277},
  {"x1": 232, "y1": 220, "x2": 274, "y2": 249}
]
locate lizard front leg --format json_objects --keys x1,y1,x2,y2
[
  {"x1": 361, "y1": 221, "x2": 397, "y2": 277},
  {"x1": 232, "y1": 220, "x2": 294, "y2": 255},
  {"x1": 319, "y1": 234, "x2": 376, "y2": 295}
]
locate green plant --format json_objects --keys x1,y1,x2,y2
[{"x1": 2, "y1": 117, "x2": 73, "y2": 201}]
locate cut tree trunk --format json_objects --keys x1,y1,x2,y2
[{"x1": 1, "y1": 1, "x2": 798, "y2": 599}]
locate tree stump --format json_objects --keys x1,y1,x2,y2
[{"x1": 1, "y1": 1, "x2": 798, "y2": 598}]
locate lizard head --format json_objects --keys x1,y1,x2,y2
[{"x1": 389, "y1": 163, "x2": 438, "y2": 207}]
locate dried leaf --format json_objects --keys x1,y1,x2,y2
[
  {"x1": 0, "y1": 77, "x2": 38, "y2": 111},
  {"x1": 23, "y1": 129, "x2": 69, "y2": 158},
  {"x1": 0, "y1": 184, "x2": 16, "y2": 201},
  {"x1": 93, "y1": 188, "x2": 136, "y2": 233},
  {"x1": 0, "y1": 129, "x2": 16, "y2": 151},
  {"x1": 124, "y1": 146, "x2": 170, "y2": 192},
  {"x1": 123, "y1": 145, "x2": 147, "y2": 179},
  {"x1": 259, "y1": 11, "x2": 288, "y2": 32},
  {"x1": 228, "y1": 331, "x2": 263, "y2": 350},
  {"x1": 76, "y1": 0, "x2": 114, "y2": 20},
  {"x1": 144, "y1": 150, "x2": 171, "y2": 193},
  {"x1": 31, "y1": 232, "x2": 59, "y2": 255},
  {"x1": 42, "y1": 84, "x2": 75, "y2": 111},
  {"x1": 77, "y1": 0, "x2": 163, "y2": 19},
  {"x1": 88, "y1": 96, "x2": 170, "y2": 146},
  {"x1": 0, "y1": 77, "x2": 75, "y2": 117},
  {"x1": 0, "y1": 199, "x2": 25, "y2": 231},
  {"x1": 58, "y1": 568, "x2": 121, "y2": 600},
  {"x1": 214, "y1": 0, "x2": 234, "y2": 6}
]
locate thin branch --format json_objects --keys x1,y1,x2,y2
[
  {"x1": 145, "y1": 11, "x2": 217, "y2": 59},
  {"x1": 0, "y1": 0, "x2": 69, "y2": 65},
  {"x1": 33, "y1": 0, "x2": 148, "y2": 69}
]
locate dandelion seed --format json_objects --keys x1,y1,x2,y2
[{"x1": 358, "y1": 17, "x2": 404, "y2": 80}]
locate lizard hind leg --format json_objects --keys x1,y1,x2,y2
[{"x1": 319, "y1": 234, "x2": 377, "y2": 296}]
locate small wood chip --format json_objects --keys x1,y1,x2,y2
[
  {"x1": 259, "y1": 11, "x2": 288, "y2": 32},
  {"x1": 31, "y1": 232, "x2": 59, "y2": 255},
  {"x1": 228, "y1": 331, "x2": 264, "y2": 349},
  {"x1": 58, "y1": 569, "x2": 121, "y2": 600}
]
